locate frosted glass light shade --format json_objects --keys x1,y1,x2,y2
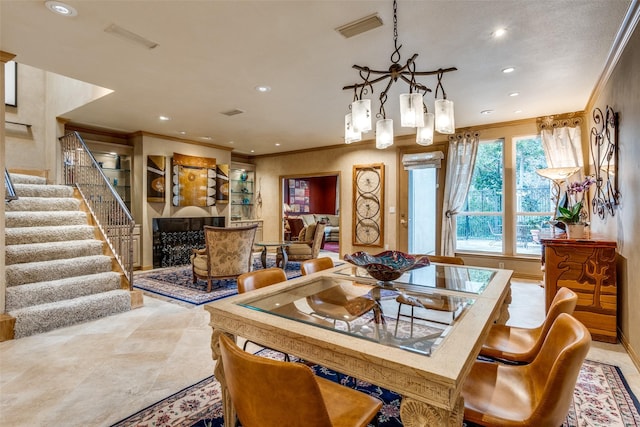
[
  {"x1": 344, "y1": 113, "x2": 361, "y2": 144},
  {"x1": 376, "y1": 119, "x2": 394, "y2": 149},
  {"x1": 416, "y1": 112, "x2": 435, "y2": 145},
  {"x1": 435, "y1": 98, "x2": 455, "y2": 134},
  {"x1": 352, "y1": 99, "x2": 372, "y2": 133},
  {"x1": 399, "y1": 93, "x2": 425, "y2": 127}
]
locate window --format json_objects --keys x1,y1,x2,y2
[
  {"x1": 456, "y1": 139, "x2": 504, "y2": 253},
  {"x1": 514, "y1": 136, "x2": 553, "y2": 255},
  {"x1": 455, "y1": 135, "x2": 551, "y2": 256}
]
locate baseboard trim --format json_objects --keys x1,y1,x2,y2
[{"x1": 619, "y1": 330, "x2": 640, "y2": 373}]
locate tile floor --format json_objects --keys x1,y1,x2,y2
[{"x1": 1, "y1": 270, "x2": 638, "y2": 426}]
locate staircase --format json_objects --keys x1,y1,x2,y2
[{"x1": 4, "y1": 173, "x2": 133, "y2": 338}]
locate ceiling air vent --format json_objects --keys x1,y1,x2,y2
[
  {"x1": 336, "y1": 13, "x2": 383, "y2": 38},
  {"x1": 221, "y1": 109, "x2": 245, "y2": 117},
  {"x1": 104, "y1": 24, "x2": 158, "y2": 49}
]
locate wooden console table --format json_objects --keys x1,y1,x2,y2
[{"x1": 540, "y1": 231, "x2": 617, "y2": 343}]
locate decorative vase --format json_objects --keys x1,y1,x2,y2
[{"x1": 566, "y1": 223, "x2": 587, "y2": 239}]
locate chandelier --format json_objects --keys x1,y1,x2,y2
[{"x1": 343, "y1": 0, "x2": 457, "y2": 149}]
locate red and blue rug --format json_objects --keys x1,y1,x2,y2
[
  {"x1": 111, "y1": 353, "x2": 640, "y2": 427},
  {"x1": 133, "y1": 256, "x2": 305, "y2": 306}
]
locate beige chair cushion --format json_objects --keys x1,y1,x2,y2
[
  {"x1": 287, "y1": 243, "x2": 313, "y2": 256},
  {"x1": 303, "y1": 223, "x2": 317, "y2": 242}
]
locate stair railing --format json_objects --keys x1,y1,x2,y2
[
  {"x1": 5, "y1": 168, "x2": 18, "y2": 202},
  {"x1": 59, "y1": 132, "x2": 134, "y2": 288}
]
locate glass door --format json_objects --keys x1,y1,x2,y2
[{"x1": 408, "y1": 168, "x2": 437, "y2": 254}]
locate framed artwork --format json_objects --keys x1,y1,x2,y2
[
  {"x1": 216, "y1": 164, "x2": 229, "y2": 204},
  {"x1": 147, "y1": 155, "x2": 166, "y2": 203},
  {"x1": 5, "y1": 61, "x2": 17, "y2": 107},
  {"x1": 352, "y1": 163, "x2": 384, "y2": 247},
  {"x1": 171, "y1": 152, "x2": 216, "y2": 207}
]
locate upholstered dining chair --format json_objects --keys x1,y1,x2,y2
[
  {"x1": 238, "y1": 267, "x2": 333, "y2": 330},
  {"x1": 190, "y1": 224, "x2": 258, "y2": 292},
  {"x1": 462, "y1": 313, "x2": 591, "y2": 426},
  {"x1": 276, "y1": 222, "x2": 326, "y2": 267},
  {"x1": 219, "y1": 333, "x2": 382, "y2": 427},
  {"x1": 394, "y1": 255, "x2": 465, "y2": 335},
  {"x1": 300, "y1": 258, "x2": 376, "y2": 331},
  {"x1": 300, "y1": 256, "x2": 334, "y2": 275},
  {"x1": 479, "y1": 286, "x2": 578, "y2": 364}
]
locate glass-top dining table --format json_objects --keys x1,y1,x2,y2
[{"x1": 205, "y1": 261, "x2": 512, "y2": 426}]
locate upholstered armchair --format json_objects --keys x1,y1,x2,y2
[
  {"x1": 190, "y1": 224, "x2": 258, "y2": 292},
  {"x1": 276, "y1": 222, "x2": 326, "y2": 266}
]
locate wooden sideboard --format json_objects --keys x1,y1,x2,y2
[{"x1": 540, "y1": 231, "x2": 617, "y2": 343}]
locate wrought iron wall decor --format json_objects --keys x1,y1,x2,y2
[
  {"x1": 589, "y1": 106, "x2": 620, "y2": 219},
  {"x1": 352, "y1": 163, "x2": 384, "y2": 247}
]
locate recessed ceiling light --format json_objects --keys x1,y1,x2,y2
[
  {"x1": 250, "y1": 150, "x2": 255, "y2": 153},
  {"x1": 255, "y1": 86, "x2": 271, "y2": 93},
  {"x1": 275, "y1": 143, "x2": 281, "y2": 147},
  {"x1": 159, "y1": 115, "x2": 170, "y2": 121},
  {"x1": 178, "y1": 131, "x2": 186, "y2": 135},
  {"x1": 200, "y1": 136, "x2": 212, "y2": 140},
  {"x1": 509, "y1": 92, "x2": 519, "y2": 97},
  {"x1": 502, "y1": 67, "x2": 515, "y2": 74},
  {"x1": 514, "y1": 110, "x2": 523, "y2": 114},
  {"x1": 492, "y1": 28, "x2": 507, "y2": 38},
  {"x1": 480, "y1": 110, "x2": 494, "y2": 115},
  {"x1": 45, "y1": 1, "x2": 77, "y2": 17},
  {"x1": 228, "y1": 141, "x2": 234, "y2": 144}
]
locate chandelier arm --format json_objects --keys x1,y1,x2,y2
[
  {"x1": 409, "y1": 67, "x2": 458, "y2": 77},
  {"x1": 377, "y1": 78, "x2": 395, "y2": 119},
  {"x1": 343, "y1": 74, "x2": 393, "y2": 91},
  {"x1": 398, "y1": 75, "x2": 432, "y2": 93}
]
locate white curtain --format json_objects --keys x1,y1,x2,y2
[
  {"x1": 540, "y1": 123, "x2": 586, "y2": 214},
  {"x1": 440, "y1": 132, "x2": 479, "y2": 256},
  {"x1": 541, "y1": 126, "x2": 584, "y2": 169}
]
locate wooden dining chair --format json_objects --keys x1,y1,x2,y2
[
  {"x1": 219, "y1": 333, "x2": 382, "y2": 427},
  {"x1": 462, "y1": 313, "x2": 591, "y2": 426},
  {"x1": 480, "y1": 286, "x2": 578, "y2": 363}
]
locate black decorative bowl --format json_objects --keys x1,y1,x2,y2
[{"x1": 343, "y1": 251, "x2": 431, "y2": 282}]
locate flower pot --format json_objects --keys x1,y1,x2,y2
[{"x1": 566, "y1": 223, "x2": 587, "y2": 239}]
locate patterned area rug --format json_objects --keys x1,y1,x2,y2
[
  {"x1": 111, "y1": 357, "x2": 640, "y2": 427},
  {"x1": 133, "y1": 256, "x2": 303, "y2": 306}
]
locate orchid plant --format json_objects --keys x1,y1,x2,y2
[{"x1": 556, "y1": 176, "x2": 595, "y2": 224}]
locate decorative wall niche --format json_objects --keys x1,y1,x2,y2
[{"x1": 589, "y1": 106, "x2": 620, "y2": 219}]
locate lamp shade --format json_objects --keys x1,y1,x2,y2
[
  {"x1": 434, "y1": 98, "x2": 455, "y2": 134},
  {"x1": 399, "y1": 93, "x2": 425, "y2": 128},
  {"x1": 416, "y1": 112, "x2": 435, "y2": 145},
  {"x1": 344, "y1": 113, "x2": 361, "y2": 144},
  {"x1": 352, "y1": 99, "x2": 372, "y2": 133},
  {"x1": 376, "y1": 119, "x2": 394, "y2": 149}
]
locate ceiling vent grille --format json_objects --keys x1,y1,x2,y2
[
  {"x1": 221, "y1": 109, "x2": 245, "y2": 117},
  {"x1": 336, "y1": 13, "x2": 383, "y2": 38},
  {"x1": 104, "y1": 24, "x2": 158, "y2": 49}
]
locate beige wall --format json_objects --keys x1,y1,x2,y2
[
  {"x1": 586, "y1": 22, "x2": 640, "y2": 365},
  {"x1": 255, "y1": 140, "x2": 397, "y2": 257},
  {"x1": 5, "y1": 64, "x2": 112, "y2": 179}
]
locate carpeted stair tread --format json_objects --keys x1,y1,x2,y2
[
  {"x1": 5, "y1": 240, "x2": 104, "y2": 265},
  {"x1": 6, "y1": 255, "x2": 114, "y2": 287},
  {"x1": 5, "y1": 272, "x2": 122, "y2": 311},
  {"x1": 5, "y1": 197, "x2": 80, "y2": 212},
  {"x1": 5, "y1": 211, "x2": 88, "y2": 228},
  {"x1": 13, "y1": 183, "x2": 74, "y2": 198},
  {"x1": 9, "y1": 290, "x2": 131, "y2": 338},
  {"x1": 9, "y1": 173, "x2": 47, "y2": 185},
  {"x1": 5, "y1": 224, "x2": 96, "y2": 245}
]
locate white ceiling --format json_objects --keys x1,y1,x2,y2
[{"x1": 1, "y1": 0, "x2": 633, "y2": 155}]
